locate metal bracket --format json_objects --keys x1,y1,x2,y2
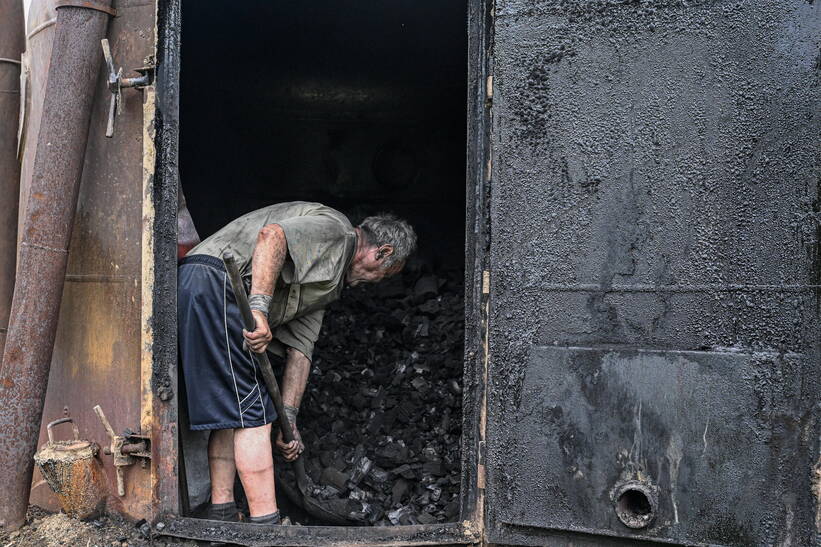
[
  {"x1": 93, "y1": 405, "x2": 151, "y2": 496},
  {"x1": 101, "y1": 39, "x2": 153, "y2": 138}
]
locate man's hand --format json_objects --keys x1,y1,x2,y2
[
  {"x1": 243, "y1": 310, "x2": 272, "y2": 353},
  {"x1": 275, "y1": 421, "x2": 304, "y2": 461}
]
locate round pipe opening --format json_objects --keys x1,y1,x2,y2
[{"x1": 613, "y1": 481, "x2": 657, "y2": 529}]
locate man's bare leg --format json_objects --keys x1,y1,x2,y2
[
  {"x1": 208, "y1": 428, "x2": 237, "y2": 504},
  {"x1": 234, "y1": 423, "x2": 278, "y2": 517}
]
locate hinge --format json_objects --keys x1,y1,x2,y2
[
  {"x1": 485, "y1": 75, "x2": 493, "y2": 105},
  {"x1": 482, "y1": 270, "x2": 490, "y2": 295}
]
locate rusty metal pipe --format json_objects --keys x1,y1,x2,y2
[
  {"x1": 0, "y1": 1, "x2": 113, "y2": 530},
  {"x1": 0, "y1": 0, "x2": 24, "y2": 361}
]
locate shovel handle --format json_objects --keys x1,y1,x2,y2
[{"x1": 221, "y1": 252, "x2": 297, "y2": 447}]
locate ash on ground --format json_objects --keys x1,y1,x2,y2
[
  {"x1": 0, "y1": 506, "x2": 197, "y2": 547},
  {"x1": 286, "y1": 266, "x2": 464, "y2": 526}
]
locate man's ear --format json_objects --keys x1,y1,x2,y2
[{"x1": 376, "y1": 244, "x2": 395, "y2": 261}]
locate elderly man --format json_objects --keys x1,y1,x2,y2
[{"x1": 178, "y1": 201, "x2": 416, "y2": 524}]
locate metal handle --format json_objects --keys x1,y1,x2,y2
[
  {"x1": 93, "y1": 405, "x2": 116, "y2": 440},
  {"x1": 46, "y1": 417, "x2": 80, "y2": 443},
  {"x1": 92, "y1": 404, "x2": 126, "y2": 495},
  {"x1": 100, "y1": 38, "x2": 151, "y2": 138}
]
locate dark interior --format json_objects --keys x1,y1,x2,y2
[
  {"x1": 181, "y1": 0, "x2": 467, "y2": 269},
  {"x1": 180, "y1": 0, "x2": 468, "y2": 526}
]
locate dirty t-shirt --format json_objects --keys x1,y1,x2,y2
[{"x1": 188, "y1": 201, "x2": 357, "y2": 360}]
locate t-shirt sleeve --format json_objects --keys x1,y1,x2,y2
[
  {"x1": 272, "y1": 309, "x2": 325, "y2": 361},
  {"x1": 275, "y1": 215, "x2": 349, "y2": 284}
]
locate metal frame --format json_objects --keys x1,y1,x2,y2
[
  {"x1": 151, "y1": 0, "x2": 182, "y2": 519},
  {"x1": 150, "y1": 0, "x2": 493, "y2": 543}
]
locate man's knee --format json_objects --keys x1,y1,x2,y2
[{"x1": 234, "y1": 423, "x2": 274, "y2": 472}]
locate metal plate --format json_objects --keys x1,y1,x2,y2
[{"x1": 497, "y1": 346, "x2": 816, "y2": 546}]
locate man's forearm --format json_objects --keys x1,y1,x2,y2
[
  {"x1": 281, "y1": 347, "x2": 311, "y2": 413},
  {"x1": 251, "y1": 224, "x2": 287, "y2": 297}
]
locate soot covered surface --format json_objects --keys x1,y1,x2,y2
[{"x1": 278, "y1": 264, "x2": 464, "y2": 525}]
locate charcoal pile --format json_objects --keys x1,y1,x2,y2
[{"x1": 286, "y1": 266, "x2": 464, "y2": 526}]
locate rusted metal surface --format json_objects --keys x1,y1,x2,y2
[
  {"x1": 17, "y1": 0, "x2": 58, "y2": 257},
  {"x1": 0, "y1": 0, "x2": 24, "y2": 361},
  {"x1": 53, "y1": 0, "x2": 117, "y2": 17},
  {"x1": 27, "y1": 0, "x2": 158, "y2": 521},
  {"x1": 33, "y1": 418, "x2": 107, "y2": 519},
  {"x1": 0, "y1": 2, "x2": 114, "y2": 529}
]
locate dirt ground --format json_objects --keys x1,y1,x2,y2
[{"x1": 0, "y1": 507, "x2": 200, "y2": 547}]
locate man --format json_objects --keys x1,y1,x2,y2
[{"x1": 177, "y1": 201, "x2": 416, "y2": 525}]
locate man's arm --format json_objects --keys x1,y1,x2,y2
[
  {"x1": 282, "y1": 346, "x2": 310, "y2": 410},
  {"x1": 243, "y1": 224, "x2": 287, "y2": 353},
  {"x1": 276, "y1": 347, "x2": 311, "y2": 461}
]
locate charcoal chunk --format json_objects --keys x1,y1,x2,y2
[
  {"x1": 422, "y1": 460, "x2": 445, "y2": 476},
  {"x1": 444, "y1": 501, "x2": 460, "y2": 519},
  {"x1": 387, "y1": 505, "x2": 415, "y2": 525},
  {"x1": 414, "y1": 276, "x2": 439, "y2": 298},
  {"x1": 347, "y1": 456, "x2": 373, "y2": 488},
  {"x1": 391, "y1": 464, "x2": 417, "y2": 480},
  {"x1": 320, "y1": 467, "x2": 350, "y2": 492},
  {"x1": 374, "y1": 441, "x2": 409, "y2": 467},
  {"x1": 416, "y1": 512, "x2": 438, "y2": 525},
  {"x1": 392, "y1": 479, "x2": 410, "y2": 504}
]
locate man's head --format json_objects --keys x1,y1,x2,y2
[{"x1": 347, "y1": 213, "x2": 417, "y2": 286}]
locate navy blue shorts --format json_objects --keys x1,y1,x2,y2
[{"x1": 178, "y1": 255, "x2": 277, "y2": 430}]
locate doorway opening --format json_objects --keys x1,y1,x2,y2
[{"x1": 178, "y1": 0, "x2": 469, "y2": 530}]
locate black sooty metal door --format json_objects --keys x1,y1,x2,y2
[{"x1": 484, "y1": 1, "x2": 821, "y2": 546}]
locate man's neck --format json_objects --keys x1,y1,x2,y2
[{"x1": 353, "y1": 227, "x2": 369, "y2": 263}]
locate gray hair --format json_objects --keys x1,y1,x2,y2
[{"x1": 358, "y1": 213, "x2": 417, "y2": 268}]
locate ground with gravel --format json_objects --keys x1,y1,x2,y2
[{"x1": 0, "y1": 507, "x2": 200, "y2": 547}]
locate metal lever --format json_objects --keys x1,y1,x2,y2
[
  {"x1": 101, "y1": 38, "x2": 152, "y2": 138},
  {"x1": 93, "y1": 405, "x2": 151, "y2": 496}
]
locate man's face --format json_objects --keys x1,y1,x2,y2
[{"x1": 347, "y1": 246, "x2": 404, "y2": 286}]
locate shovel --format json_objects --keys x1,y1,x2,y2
[{"x1": 222, "y1": 252, "x2": 353, "y2": 525}]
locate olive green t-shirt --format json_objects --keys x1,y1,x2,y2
[{"x1": 188, "y1": 201, "x2": 357, "y2": 360}]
